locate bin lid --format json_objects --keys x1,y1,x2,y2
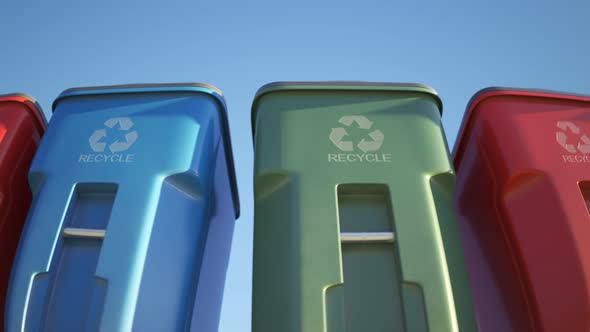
[
  {"x1": 250, "y1": 81, "x2": 443, "y2": 138},
  {"x1": 0, "y1": 93, "x2": 47, "y2": 132},
  {"x1": 453, "y1": 87, "x2": 590, "y2": 169},
  {"x1": 53, "y1": 83, "x2": 240, "y2": 218}
]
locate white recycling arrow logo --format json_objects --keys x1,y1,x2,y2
[
  {"x1": 556, "y1": 121, "x2": 590, "y2": 154},
  {"x1": 330, "y1": 115, "x2": 384, "y2": 152},
  {"x1": 89, "y1": 117, "x2": 138, "y2": 153}
]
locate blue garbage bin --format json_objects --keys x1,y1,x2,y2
[{"x1": 6, "y1": 83, "x2": 239, "y2": 332}]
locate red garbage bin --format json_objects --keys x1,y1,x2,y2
[
  {"x1": 454, "y1": 87, "x2": 590, "y2": 332},
  {"x1": 0, "y1": 94, "x2": 45, "y2": 331}
]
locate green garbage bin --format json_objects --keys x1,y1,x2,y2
[{"x1": 251, "y1": 82, "x2": 477, "y2": 332}]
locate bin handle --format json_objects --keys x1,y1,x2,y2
[
  {"x1": 62, "y1": 227, "x2": 106, "y2": 240},
  {"x1": 340, "y1": 232, "x2": 394, "y2": 243}
]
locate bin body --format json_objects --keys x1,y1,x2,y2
[
  {"x1": 0, "y1": 94, "x2": 45, "y2": 332},
  {"x1": 454, "y1": 87, "x2": 590, "y2": 332},
  {"x1": 6, "y1": 84, "x2": 239, "y2": 332},
  {"x1": 252, "y1": 82, "x2": 477, "y2": 332}
]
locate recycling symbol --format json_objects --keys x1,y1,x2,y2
[
  {"x1": 329, "y1": 115, "x2": 384, "y2": 152},
  {"x1": 556, "y1": 121, "x2": 590, "y2": 154},
  {"x1": 89, "y1": 117, "x2": 138, "y2": 153}
]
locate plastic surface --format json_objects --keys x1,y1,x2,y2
[
  {"x1": 251, "y1": 81, "x2": 477, "y2": 332},
  {"x1": 454, "y1": 87, "x2": 590, "y2": 332},
  {"x1": 0, "y1": 94, "x2": 45, "y2": 332},
  {"x1": 6, "y1": 84, "x2": 238, "y2": 332}
]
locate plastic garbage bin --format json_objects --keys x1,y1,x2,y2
[
  {"x1": 251, "y1": 81, "x2": 477, "y2": 332},
  {"x1": 0, "y1": 94, "x2": 45, "y2": 332},
  {"x1": 6, "y1": 84, "x2": 239, "y2": 332},
  {"x1": 454, "y1": 87, "x2": 590, "y2": 332}
]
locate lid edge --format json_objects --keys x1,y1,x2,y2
[{"x1": 53, "y1": 83, "x2": 224, "y2": 112}]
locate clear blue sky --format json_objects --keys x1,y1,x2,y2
[{"x1": 1, "y1": 2, "x2": 589, "y2": 331}]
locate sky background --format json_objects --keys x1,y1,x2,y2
[{"x1": 2, "y1": 1, "x2": 590, "y2": 331}]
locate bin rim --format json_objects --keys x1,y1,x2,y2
[
  {"x1": 453, "y1": 86, "x2": 590, "y2": 170},
  {"x1": 53, "y1": 83, "x2": 224, "y2": 110},
  {"x1": 52, "y1": 83, "x2": 240, "y2": 219},
  {"x1": 250, "y1": 81, "x2": 443, "y2": 138},
  {"x1": 0, "y1": 93, "x2": 47, "y2": 131}
]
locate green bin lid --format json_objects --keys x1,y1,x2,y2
[{"x1": 251, "y1": 81, "x2": 443, "y2": 138}]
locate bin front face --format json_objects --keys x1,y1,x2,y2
[
  {"x1": 252, "y1": 82, "x2": 477, "y2": 332},
  {"x1": 6, "y1": 84, "x2": 239, "y2": 332},
  {"x1": 0, "y1": 94, "x2": 45, "y2": 332},
  {"x1": 453, "y1": 88, "x2": 590, "y2": 332}
]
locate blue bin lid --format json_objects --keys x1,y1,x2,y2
[{"x1": 53, "y1": 83, "x2": 240, "y2": 218}]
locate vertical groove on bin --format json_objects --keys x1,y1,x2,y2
[
  {"x1": 336, "y1": 184, "x2": 408, "y2": 331},
  {"x1": 26, "y1": 184, "x2": 116, "y2": 332}
]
